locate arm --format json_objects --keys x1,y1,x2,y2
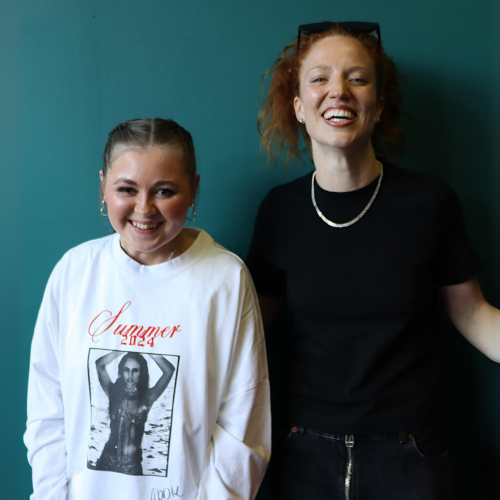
[
  {"x1": 145, "y1": 354, "x2": 175, "y2": 406},
  {"x1": 95, "y1": 351, "x2": 123, "y2": 397},
  {"x1": 246, "y1": 192, "x2": 287, "y2": 328},
  {"x1": 196, "y1": 279, "x2": 271, "y2": 500},
  {"x1": 24, "y1": 270, "x2": 68, "y2": 500},
  {"x1": 258, "y1": 294, "x2": 286, "y2": 329},
  {"x1": 441, "y1": 278, "x2": 500, "y2": 363}
]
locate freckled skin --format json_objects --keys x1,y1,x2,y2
[{"x1": 294, "y1": 35, "x2": 384, "y2": 157}]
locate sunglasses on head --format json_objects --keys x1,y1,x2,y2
[{"x1": 297, "y1": 22, "x2": 381, "y2": 55}]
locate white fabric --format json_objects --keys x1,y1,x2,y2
[{"x1": 25, "y1": 229, "x2": 271, "y2": 500}]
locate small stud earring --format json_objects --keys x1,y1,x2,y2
[{"x1": 298, "y1": 118, "x2": 304, "y2": 124}]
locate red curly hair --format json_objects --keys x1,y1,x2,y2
[{"x1": 258, "y1": 24, "x2": 405, "y2": 165}]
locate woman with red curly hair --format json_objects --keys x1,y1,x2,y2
[{"x1": 247, "y1": 22, "x2": 500, "y2": 500}]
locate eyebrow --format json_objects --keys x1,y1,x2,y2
[
  {"x1": 112, "y1": 178, "x2": 177, "y2": 187},
  {"x1": 345, "y1": 66, "x2": 370, "y2": 73},
  {"x1": 308, "y1": 65, "x2": 331, "y2": 72},
  {"x1": 307, "y1": 65, "x2": 370, "y2": 73}
]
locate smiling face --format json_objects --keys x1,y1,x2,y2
[
  {"x1": 101, "y1": 145, "x2": 199, "y2": 266},
  {"x1": 123, "y1": 358, "x2": 141, "y2": 390},
  {"x1": 294, "y1": 35, "x2": 384, "y2": 157}
]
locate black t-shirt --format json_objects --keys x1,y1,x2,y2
[{"x1": 247, "y1": 163, "x2": 480, "y2": 434}]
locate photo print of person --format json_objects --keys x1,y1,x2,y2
[{"x1": 87, "y1": 349, "x2": 179, "y2": 476}]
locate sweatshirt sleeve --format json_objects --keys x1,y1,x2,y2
[
  {"x1": 24, "y1": 264, "x2": 68, "y2": 500},
  {"x1": 195, "y1": 274, "x2": 271, "y2": 500}
]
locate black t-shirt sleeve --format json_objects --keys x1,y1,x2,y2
[
  {"x1": 246, "y1": 192, "x2": 286, "y2": 296},
  {"x1": 433, "y1": 180, "x2": 481, "y2": 285}
]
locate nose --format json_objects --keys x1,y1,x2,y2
[
  {"x1": 135, "y1": 194, "x2": 157, "y2": 216},
  {"x1": 328, "y1": 76, "x2": 349, "y2": 100}
]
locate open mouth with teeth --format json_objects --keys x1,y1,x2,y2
[
  {"x1": 323, "y1": 108, "x2": 357, "y2": 122},
  {"x1": 130, "y1": 221, "x2": 163, "y2": 230}
]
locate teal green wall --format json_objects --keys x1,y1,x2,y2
[
  {"x1": 4, "y1": 0, "x2": 499, "y2": 498},
  {"x1": 1, "y1": 0, "x2": 17, "y2": 495}
]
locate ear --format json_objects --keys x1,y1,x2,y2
[
  {"x1": 376, "y1": 96, "x2": 385, "y2": 119},
  {"x1": 293, "y1": 96, "x2": 304, "y2": 123},
  {"x1": 99, "y1": 170, "x2": 106, "y2": 201}
]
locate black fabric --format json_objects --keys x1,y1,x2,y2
[
  {"x1": 246, "y1": 163, "x2": 480, "y2": 434},
  {"x1": 270, "y1": 423, "x2": 451, "y2": 500}
]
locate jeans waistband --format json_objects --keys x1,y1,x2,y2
[{"x1": 289, "y1": 423, "x2": 441, "y2": 444}]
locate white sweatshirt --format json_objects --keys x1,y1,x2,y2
[{"x1": 24, "y1": 229, "x2": 271, "y2": 500}]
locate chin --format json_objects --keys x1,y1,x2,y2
[{"x1": 327, "y1": 133, "x2": 369, "y2": 151}]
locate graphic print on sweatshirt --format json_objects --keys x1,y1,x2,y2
[{"x1": 87, "y1": 348, "x2": 180, "y2": 477}]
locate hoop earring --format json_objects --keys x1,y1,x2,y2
[
  {"x1": 186, "y1": 203, "x2": 197, "y2": 222},
  {"x1": 100, "y1": 199, "x2": 108, "y2": 217}
]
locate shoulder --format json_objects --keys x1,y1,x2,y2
[
  {"x1": 189, "y1": 229, "x2": 251, "y2": 281},
  {"x1": 257, "y1": 170, "x2": 313, "y2": 218},
  {"x1": 52, "y1": 234, "x2": 114, "y2": 276},
  {"x1": 39, "y1": 235, "x2": 114, "y2": 303},
  {"x1": 60, "y1": 234, "x2": 113, "y2": 262},
  {"x1": 207, "y1": 241, "x2": 252, "y2": 282},
  {"x1": 382, "y1": 162, "x2": 456, "y2": 205},
  {"x1": 383, "y1": 162, "x2": 440, "y2": 187},
  {"x1": 266, "y1": 170, "x2": 313, "y2": 200},
  {"x1": 384, "y1": 162, "x2": 455, "y2": 189},
  {"x1": 192, "y1": 231, "x2": 258, "y2": 309}
]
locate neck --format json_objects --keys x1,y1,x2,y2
[
  {"x1": 175, "y1": 229, "x2": 196, "y2": 257},
  {"x1": 312, "y1": 143, "x2": 380, "y2": 192}
]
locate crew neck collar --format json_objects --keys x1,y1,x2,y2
[
  {"x1": 109, "y1": 228, "x2": 211, "y2": 280},
  {"x1": 313, "y1": 161, "x2": 386, "y2": 197}
]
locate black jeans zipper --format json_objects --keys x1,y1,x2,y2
[{"x1": 345, "y1": 435, "x2": 355, "y2": 500}]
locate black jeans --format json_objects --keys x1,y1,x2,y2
[{"x1": 271, "y1": 424, "x2": 451, "y2": 500}]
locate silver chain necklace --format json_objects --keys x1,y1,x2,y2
[
  {"x1": 311, "y1": 162, "x2": 383, "y2": 228},
  {"x1": 168, "y1": 236, "x2": 179, "y2": 261}
]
